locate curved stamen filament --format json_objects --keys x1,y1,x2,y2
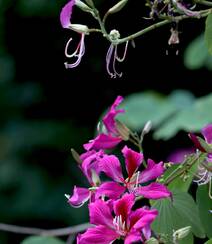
[{"x1": 116, "y1": 41, "x2": 129, "y2": 62}]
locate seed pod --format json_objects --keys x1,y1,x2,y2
[{"x1": 75, "y1": 0, "x2": 93, "y2": 13}]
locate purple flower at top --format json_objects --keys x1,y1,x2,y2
[
  {"x1": 98, "y1": 146, "x2": 171, "y2": 200},
  {"x1": 84, "y1": 96, "x2": 125, "y2": 151},
  {"x1": 60, "y1": 0, "x2": 87, "y2": 68},
  {"x1": 77, "y1": 194, "x2": 158, "y2": 244}
]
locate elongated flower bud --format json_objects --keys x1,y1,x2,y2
[
  {"x1": 116, "y1": 120, "x2": 130, "y2": 141},
  {"x1": 70, "y1": 24, "x2": 89, "y2": 34},
  {"x1": 71, "y1": 148, "x2": 82, "y2": 164},
  {"x1": 75, "y1": 0, "x2": 93, "y2": 13},
  {"x1": 173, "y1": 226, "x2": 191, "y2": 241},
  {"x1": 108, "y1": 0, "x2": 128, "y2": 15}
]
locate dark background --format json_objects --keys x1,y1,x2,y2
[{"x1": 0, "y1": 0, "x2": 211, "y2": 243}]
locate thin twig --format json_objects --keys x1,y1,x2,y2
[{"x1": 0, "y1": 222, "x2": 91, "y2": 237}]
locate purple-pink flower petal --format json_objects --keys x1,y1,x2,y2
[
  {"x1": 95, "y1": 182, "x2": 125, "y2": 200},
  {"x1": 103, "y1": 96, "x2": 124, "y2": 135},
  {"x1": 81, "y1": 150, "x2": 104, "y2": 185},
  {"x1": 89, "y1": 199, "x2": 114, "y2": 228},
  {"x1": 68, "y1": 186, "x2": 90, "y2": 207},
  {"x1": 133, "y1": 209, "x2": 158, "y2": 230},
  {"x1": 113, "y1": 193, "x2": 135, "y2": 223},
  {"x1": 60, "y1": 0, "x2": 75, "y2": 28},
  {"x1": 136, "y1": 182, "x2": 171, "y2": 199},
  {"x1": 77, "y1": 225, "x2": 119, "y2": 244},
  {"x1": 83, "y1": 133, "x2": 122, "y2": 151},
  {"x1": 139, "y1": 159, "x2": 164, "y2": 183},
  {"x1": 99, "y1": 155, "x2": 124, "y2": 183},
  {"x1": 202, "y1": 124, "x2": 212, "y2": 144},
  {"x1": 124, "y1": 231, "x2": 141, "y2": 244},
  {"x1": 122, "y1": 146, "x2": 143, "y2": 178}
]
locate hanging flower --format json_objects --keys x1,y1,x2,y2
[{"x1": 60, "y1": 0, "x2": 88, "y2": 68}]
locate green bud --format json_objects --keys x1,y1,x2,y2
[
  {"x1": 91, "y1": 169, "x2": 101, "y2": 186},
  {"x1": 71, "y1": 148, "x2": 82, "y2": 164},
  {"x1": 85, "y1": 0, "x2": 94, "y2": 7},
  {"x1": 70, "y1": 24, "x2": 89, "y2": 34},
  {"x1": 145, "y1": 237, "x2": 159, "y2": 244},
  {"x1": 109, "y1": 29, "x2": 120, "y2": 42},
  {"x1": 116, "y1": 120, "x2": 130, "y2": 141},
  {"x1": 75, "y1": 0, "x2": 93, "y2": 13},
  {"x1": 108, "y1": 0, "x2": 128, "y2": 15},
  {"x1": 173, "y1": 226, "x2": 191, "y2": 241}
]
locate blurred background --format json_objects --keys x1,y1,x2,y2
[{"x1": 0, "y1": 0, "x2": 211, "y2": 243}]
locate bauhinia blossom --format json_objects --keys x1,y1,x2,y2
[
  {"x1": 60, "y1": 0, "x2": 88, "y2": 68},
  {"x1": 99, "y1": 145, "x2": 171, "y2": 200},
  {"x1": 66, "y1": 150, "x2": 124, "y2": 207},
  {"x1": 84, "y1": 96, "x2": 125, "y2": 150},
  {"x1": 77, "y1": 194, "x2": 158, "y2": 244}
]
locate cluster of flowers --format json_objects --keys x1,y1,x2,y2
[{"x1": 66, "y1": 96, "x2": 172, "y2": 244}]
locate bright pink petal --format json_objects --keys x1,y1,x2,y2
[
  {"x1": 142, "y1": 225, "x2": 152, "y2": 240},
  {"x1": 202, "y1": 124, "x2": 212, "y2": 144},
  {"x1": 122, "y1": 146, "x2": 143, "y2": 178},
  {"x1": 103, "y1": 96, "x2": 124, "y2": 135},
  {"x1": 81, "y1": 150, "x2": 104, "y2": 185},
  {"x1": 83, "y1": 133, "x2": 122, "y2": 151},
  {"x1": 80, "y1": 150, "x2": 97, "y2": 161},
  {"x1": 77, "y1": 225, "x2": 119, "y2": 244},
  {"x1": 60, "y1": 0, "x2": 75, "y2": 28},
  {"x1": 99, "y1": 155, "x2": 124, "y2": 182},
  {"x1": 95, "y1": 182, "x2": 125, "y2": 200},
  {"x1": 89, "y1": 199, "x2": 114, "y2": 228},
  {"x1": 113, "y1": 193, "x2": 135, "y2": 223},
  {"x1": 129, "y1": 207, "x2": 158, "y2": 230},
  {"x1": 133, "y1": 209, "x2": 158, "y2": 230},
  {"x1": 124, "y1": 231, "x2": 141, "y2": 244},
  {"x1": 136, "y1": 182, "x2": 171, "y2": 199},
  {"x1": 68, "y1": 186, "x2": 90, "y2": 207},
  {"x1": 139, "y1": 159, "x2": 164, "y2": 183}
]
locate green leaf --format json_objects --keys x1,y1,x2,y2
[
  {"x1": 184, "y1": 34, "x2": 209, "y2": 70},
  {"x1": 196, "y1": 185, "x2": 212, "y2": 238},
  {"x1": 205, "y1": 13, "x2": 212, "y2": 55},
  {"x1": 151, "y1": 191, "x2": 205, "y2": 240},
  {"x1": 204, "y1": 239, "x2": 212, "y2": 244},
  {"x1": 154, "y1": 93, "x2": 212, "y2": 140},
  {"x1": 21, "y1": 236, "x2": 65, "y2": 244}
]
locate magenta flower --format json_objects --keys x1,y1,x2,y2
[
  {"x1": 84, "y1": 96, "x2": 125, "y2": 150},
  {"x1": 66, "y1": 150, "x2": 124, "y2": 207},
  {"x1": 77, "y1": 194, "x2": 158, "y2": 244},
  {"x1": 99, "y1": 146, "x2": 171, "y2": 200},
  {"x1": 60, "y1": 0, "x2": 87, "y2": 68}
]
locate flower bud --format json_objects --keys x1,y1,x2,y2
[
  {"x1": 145, "y1": 237, "x2": 159, "y2": 244},
  {"x1": 109, "y1": 29, "x2": 120, "y2": 42},
  {"x1": 173, "y1": 226, "x2": 191, "y2": 241},
  {"x1": 85, "y1": 0, "x2": 94, "y2": 8},
  {"x1": 75, "y1": 0, "x2": 93, "y2": 13},
  {"x1": 91, "y1": 169, "x2": 101, "y2": 186},
  {"x1": 108, "y1": 0, "x2": 128, "y2": 15},
  {"x1": 143, "y1": 120, "x2": 152, "y2": 135},
  {"x1": 116, "y1": 120, "x2": 130, "y2": 141},
  {"x1": 71, "y1": 148, "x2": 82, "y2": 164},
  {"x1": 70, "y1": 24, "x2": 89, "y2": 34}
]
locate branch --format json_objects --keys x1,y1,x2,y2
[{"x1": 0, "y1": 222, "x2": 91, "y2": 237}]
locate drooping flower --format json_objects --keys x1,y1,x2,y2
[
  {"x1": 84, "y1": 96, "x2": 126, "y2": 150},
  {"x1": 99, "y1": 146, "x2": 171, "y2": 200},
  {"x1": 60, "y1": 0, "x2": 88, "y2": 68},
  {"x1": 106, "y1": 30, "x2": 129, "y2": 78},
  {"x1": 77, "y1": 194, "x2": 158, "y2": 244}
]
